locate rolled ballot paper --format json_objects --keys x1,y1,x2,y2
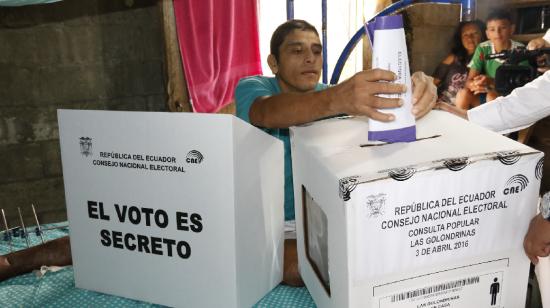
[{"x1": 368, "y1": 14, "x2": 416, "y2": 142}]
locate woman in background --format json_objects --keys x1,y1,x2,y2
[{"x1": 433, "y1": 20, "x2": 485, "y2": 105}]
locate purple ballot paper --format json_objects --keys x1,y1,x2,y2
[{"x1": 368, "y1": 14, "x2": 416, "y2": 142}]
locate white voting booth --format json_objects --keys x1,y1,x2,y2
[
  {"x1": 58, "y1": 110, "x2": 284, "y2": 308},
  {"x1": 291, "y1": 111, "x2": 544, "y2": 308}
]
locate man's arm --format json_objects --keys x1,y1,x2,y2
[
  {"x1": 249, "y1": 70, "x2": 436, "y2": 129},
  {"x1": 440, "y1": 33, "x2": 550, "y2": 132},
  {"x1": 249, "y1": 69, "x2": 402, "y2": 128},
  {"x1": 436, "y1": 102, "x2": 468, "y2": 119},
  {"x1": 467, "y1": 70, "x2": 550, "y2": 134},
  {"x1": 439, "y1": 70, "x2": 550, "y2": 133},
  {"x1": 0, "y1": 236, "x2": 72, "y2": 281}
]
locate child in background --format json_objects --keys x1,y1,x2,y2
[
  {"x1": 433, "y1": 20, "x2": 485, "y2": 105},
  {"x1": 456, "y1": 9, "x2": 529, "y2": 110}
]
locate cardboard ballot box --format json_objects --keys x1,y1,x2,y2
[
  {"x1": 58, "y1": 110, "x2": 284, "y2": 308},
  {"x1": 290, "y1": 111, "x2": 544, "y2": 308}
]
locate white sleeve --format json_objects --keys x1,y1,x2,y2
[
  {"x1": 544, "y1": 29, "x2": 550, "y2": 44},
  {"x1": 467, "y1": 70, "x2": 550, "y2": 134}
]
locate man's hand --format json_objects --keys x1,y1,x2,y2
[
  {"x1": 333, "y1": 69, "x2": 436, "y2": 122},
  {"x1": 524, "y1": 214, "x2": 550, "y2": 264},
  {"x1": 527, "y1": 37, "x2": 550, "y2": 73},
  {"x1": 333, "y1": 69, "x2": 405, "y2": 122},
  {"x1": 411, "y1": 71, "x2": 437, "y2": 119},
  {"x1": 527, "y1": 37, "x2": 550, "y2": 50},
  {"x1": 0, "y1": 236, "x2": 72, "y2": 282}
]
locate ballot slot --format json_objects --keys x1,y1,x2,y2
[{"x1": 360, "y1": 135, "x2": 442, "y2": 148}]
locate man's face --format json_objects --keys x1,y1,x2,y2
[
  {"x1": 269, "y1": 29, "x2": 323, "y2": 93},
  {"x1": 486, "y1": 19, "x2": 514, "y2": 49}
]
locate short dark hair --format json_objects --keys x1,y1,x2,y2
[
  {"x1": 486, "y1": 9, "x2": 512, "y2": 23},
  {"x1": 270, "y1": 19, "x2": 319, "y2": 61}
]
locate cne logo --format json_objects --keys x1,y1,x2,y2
[
  {"x1": 536, "y1": 157, "x2": 544, "y2": 180},
  {"x1": 186, "y1": 150, "x2": 204, "y2": 164},
  {"x1": 388, "y1": 167, "x2": 416, "y2": 181},
  {"x1": 79, "y1": 137, "x2": 92, "y2": 157},
  {"x1": 443, "y1": 157, "x2": 469, "y2": 171},
  {"x1": 503, "y1": 174, "x2": 529, "y2": 195},
  {"x1": 497, "y1": 151, "x2": 521, "y2": 165}
]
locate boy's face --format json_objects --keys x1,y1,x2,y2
[
  {"x1": 268, "y1": 29, "x2": 323, "y2": 93},
  {"x1": 486, "y1": 19, "x2": 515, "y2": 48}
]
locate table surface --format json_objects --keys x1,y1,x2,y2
[{"x1": 0, "y1": 223, "x2": 316, "y2": 307}]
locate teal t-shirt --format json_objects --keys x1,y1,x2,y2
[{"x1": 235, "y1": 75, "x2": 328, "y2": 221}]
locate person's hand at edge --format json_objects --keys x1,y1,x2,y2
[
  {"x1": 524, "y1": 214, "x2": 550, "y2": 265},
  {"x1": 411, "y1": 71, "x2": 437, "y2": 119}
]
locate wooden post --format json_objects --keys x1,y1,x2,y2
[{"x1": 158, "y1": 0, "x2": 192, "y2": 112}]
